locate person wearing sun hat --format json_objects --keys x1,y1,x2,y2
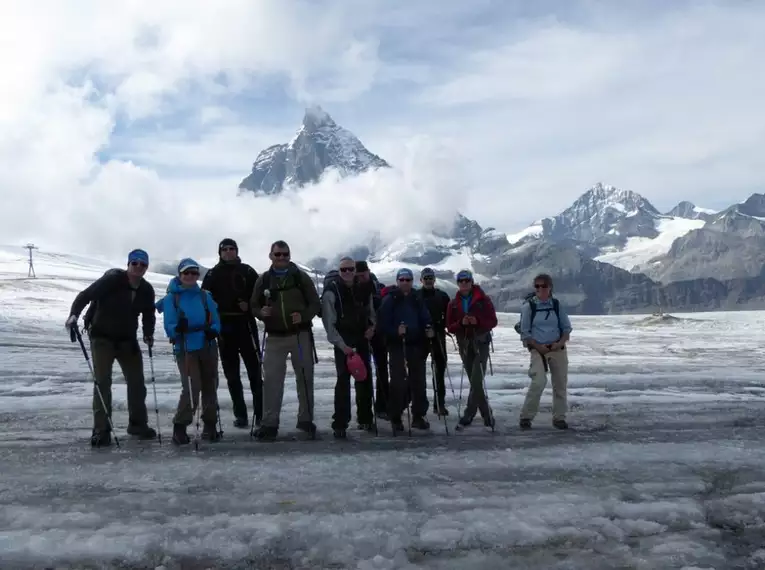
[
  {"x1": 65, "y1": 248, "x2": 158, "y2": 447},
  {"x1": 159, "y1": 257, "x2": 222, "y2": 445}
]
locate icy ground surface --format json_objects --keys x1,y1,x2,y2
[{"x1": 1, "y1": 252, "x2": 765, "y2": 569}]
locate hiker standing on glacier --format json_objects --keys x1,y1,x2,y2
[{"x1": 517, "y1": 273, "x2": 572, "y2": 430}]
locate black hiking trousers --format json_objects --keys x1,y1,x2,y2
[
  {"x1": 332, "y1": 341, "x2": 374, "y2": 429},
  {"x1": 423, "y1": 332, "x2": 447, "y2": 412},
  {"x1": 370, "y1": 333, "x2": 389, "y2": 415},
  {"x1": 388, "y1": 341, "x2": 428, "y2": 422},
  {"x1": 218, "y1": 317, "x2": 262, "y2": 423}
]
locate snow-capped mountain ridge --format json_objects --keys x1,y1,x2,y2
[{"x1": 239, "y1": 106, "x2": 389, "y2": 195}]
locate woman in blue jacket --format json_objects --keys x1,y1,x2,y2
[{"x1": 160, "y1": 258, "x2": 222, "y2": 445}]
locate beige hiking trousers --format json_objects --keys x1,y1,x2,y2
[{"x1": 520, "y1": 347, "x2": 569, "y2": 422}]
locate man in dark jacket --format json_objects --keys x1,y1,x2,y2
[
  {"x1": 355, "y1": 261, "x2": 389, "y2": 419},
  {"x1": 65, "y1": 249, "x2": 157, "y2": 447},
  {"x1": 445, "y1": 269, "x2": 498, "y2": 429},
  {"x1": 201, "y1": 238, "x2": 262, "y2": 428},
  {"x1": 250, "y1": 240, "x2": 321, "y2": 440},
  {"x1": 377, "y1": 268, "x2": 434, "y2": 432},
  {"x1": 320, "y1": 257, "x2": 376, "y2": 438},
  {"x1": 418, "y1": 267, "x2": 451, "y2": 415}
]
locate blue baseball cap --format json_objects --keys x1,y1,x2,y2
[
  {"x1": 128, "y1": 249, "x2": 149, "y2": 265},
  {"x1": 456, "y1": 269, "x2": 473, "y2": 281},
  {"x1": 396, "y1": 268, "x2": 414, "y2": 280},
  {"x1": 177, "y1": 258, "x2": 200, "y2": 274}
]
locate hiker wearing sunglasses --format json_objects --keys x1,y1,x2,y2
[
  {"x1": 201, "y1": 238, "x2": 263, "y2": 429},
  {"x1": 418, "y1": 267, "x2": 451, "y2": 416},
  {"x1": 159, "y1": 258, "x2": 222, "y2": 445},
  {"x1": 250, "y1": 240, "x2": 321, "y2": 440},
  {"x1": 377, "y1": 268, "x2": 434, "y2": 433},
  {"x1": 445, "y1": 269, "x2": 498, "y2": 429},
  {"x1": 64, "y1": 249, "x2": 157, "y2": 446},
  {"x1": 320, "y1": 257, "x2": 376, "y2": 438},
  {"x1": 517, "y1": 273, "x2": 572, "y2": 430}
]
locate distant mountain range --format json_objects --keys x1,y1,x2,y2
[{"x1": 238, "y1": 107, "x2": 765, "y2": 314}]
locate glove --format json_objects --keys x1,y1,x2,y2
[
  {"x1": 175, "y1": 317, "x2": 189, "y2": 334},
  {"x1": 204, "y1": 329, "x2": 218, "y2": 341},
  {"x1": 143, "y1": 335, "x2": 154, "y2": 347}
]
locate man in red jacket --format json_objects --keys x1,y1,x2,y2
[{"x1": 446, "y1": 269, "x2": 498, "y2": 428}]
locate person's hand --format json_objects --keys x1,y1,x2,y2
[
  {"x1": 397, "y1": 323, "x2": 407, "y2": 336},
  {"x1": 364, "y1": 326, "x2": 375, "y2": 340},
  {"x1": 535, "y1": 344, "x2": 549, "y2": 355},
  {"x1": 238, "y1": 301, "x2": 248, "y2": 312},
  {"x1": 65, "y1": 315, "x2": 77, "y2": 329},
  {"x1": 260, "y1": 306, "x2": 272, "y2": 317},
  {"x1": 466, "y1": 315, "x2": 478, "y2": 325},
  {"x1": 343, "y1": 346, "x2": 354, "y2": 356},
  {"x1": 549, "y1": 342, "x2": 562, "y2": 351},
  {"x1": 461, "y1": 316, "x2": 471, "y2": 326},
  {"x1": 143, "y1": 335, "x2": 154, "y2": 347},
  {"x1": 291, "y1": 312, "x2": 302, "y2": 324}
]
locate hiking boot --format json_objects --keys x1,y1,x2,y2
[
  {"x1": 254, "y1": 426, "x2": 278, "y2": 441},
  {"x1": 201, "y1": 423, "x2": 221, "y2": 441},
  {"x1": 127, "y1": 424, "x2": 156, "y2": 440},
  {"x1": 412, "y1": 417, "x2": 430, "y2": 430},
  {"x1": 458, "y1": 416, "x2": 473, "y2": 427},
  {"x1": 376, "y1": 410, "x2": 390, "y2": 421},
  {"x1": 519, "y1": 419, "x2": 532, "y2": 430},
  {"x1": 391, "y1": 419, "x2": 405, "y2": 433},
  {"x1": 484, "y1": 415, "x2": 496, "y2": 429},
  {"x1": 90, "y1": 429, "x2": 111, "y2": 448},
  {"x1": 356, "y1": 422, "x2": 374, "y2": 431},
  {"x1": 233, "y1": 417, "x2": 248, "y2": 429},
  {"x1": 333, "y1": 428, "x2": 347, "y2": 439},
  {"x1": 553, "y1": 419, "x2": 569, "y2": 430},
  {"x1": 172, "y1": 424, "x2": 190, "y2": 446},
  {"x1": 296, "y1": 421, "x2": 317, "y2": 436}
]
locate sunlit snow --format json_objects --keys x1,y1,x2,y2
[{"x1": 1, "y1": 246, "x2": 764, "y2": 569}]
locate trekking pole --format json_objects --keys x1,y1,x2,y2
[
  {"x1": 147, "y1": 344, "x2": 162, "y2": 446},
  {"x1": 456, "y1": 341, "x2": 466, "y2": 420},
  {"x1": 400, "y1": 325, "x2": 411, "y2": 437},
  {"x1": 436, "y1": 337, "x2": 459, "y2": 406},
  {"x1": 367, "y1": 342, "x2": 379, "y2": 436},
  {"x1": 475, "y1": 338, "x2": 495, "y2": 432},
  {"x1": 430, "y1": 339, "x2": 449, "y2": 435},
  {"x1": 71, "y1": 325, "x2": 120, "y2": 448},
  {"x1": 251, "y1": 328, "x2": 268, "y2": 438}
]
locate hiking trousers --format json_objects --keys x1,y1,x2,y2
[
  {"x1": 388, "y1": 341, "x2": 428, "y2": 421},
  {"x1": 457, "y1": 339, "x2": 492, "y2": 422},
  {"x1": 423, "y1": 333, "x2": 448, "y2": 413},
  {"x1": 90, "y1": 337, "x2": 148, "y2": 433},
  {"x1": 370, "y1": 333, "x2": 389, "y2": 415},
  {"x1": 521, "y1": 347, "x2": 569, "y2": 421},
  {"x1": 219, "y1": 317, "x2": 263, "y2": 423},
  {"x1": 331, "y1": 342, "x2": 373, "y2": 429},
  {"x1": 261, "y1": 330, "x2": 315, "y2": 429},
  {"x1": 173, "y1": 342, "x2": 219, "y2": 426}
]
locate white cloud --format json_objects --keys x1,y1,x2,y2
[{"x1": 1, "y1": 0, "x2": 764, "y2": 268}]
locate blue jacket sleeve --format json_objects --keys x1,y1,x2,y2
[
  {"x1": 377, "y1": 296, "x2": 395, "y2": 337},
  {"x1": 162, "y1": 296, "x2": 177, "y2": 340},
  {"x1": 207, "y1": 292, "x2": 221, "y2": 334},
  {"x1": 519, "y1": 302, "x2": 532, "y2": 341},
  {"x1": 558, "y1": 306, "x2": 573, "y2": 335}
]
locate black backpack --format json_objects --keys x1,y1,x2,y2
[
  {"x1": 514, "y1": 292, "x2": 562, "y2": 336},
  {"x1": 317, "y1": 270, "x2": 341, "y2": 319}
]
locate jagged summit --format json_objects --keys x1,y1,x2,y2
[
  {"x1": 665, "y1": 200, "x2": 716, "y2": 221},
  {"x1": 239, "y1": 106, "x2": 390, "y2": 195}
]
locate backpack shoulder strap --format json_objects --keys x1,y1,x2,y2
[
  {"x1": 174, "y1": 291, "x2": 212, "y2": 326},
  {"x1": 552, "y1": 298, "x2": 562, "y2": 334},
  {"x1": 528, "y1": 297, "x2": 537, "y2": 323}
]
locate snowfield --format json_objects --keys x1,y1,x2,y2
[{"x1": 1, "y1": 247, "x2": 764, "y2": 569}]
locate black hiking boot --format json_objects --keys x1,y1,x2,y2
[
  {"x1": 520, "y1": 419, "x2": 532, "y2": 430},
  {"x1": 435, "y1": 404, "x2": 449, "y2": 417},
  {"x1": 553, "y1": 419, "x2": 569, "y2": 430},
  {"x1": 172, "y1": 424, "x2": 190, "y2": 446},
  {"x1": 233, "y1": 416, "x2": 248, "y2": 429},
  {"x1": 333, "y1": 428, "x2": 347, "y2": 439},
  {"x1": 458, "y1": 416, "x2": 472, "y2": 427},
  {"x1": 412, "y1": 417, "x2": 430, "y2": 430},
  {"x1": 376, "y1": 410, "x2": 390, "y2": 421},
  {"x1": 356, "y1": 422, "x2": 374, "y2": 431},
  {"x1": 391, "y1": 419, "x2": 405, "y2": 434},
  {"x1": 254, "y1": 426, "x2": 278, "y2": 441},
  {"x1": 484, "y1": 415, "x2": 496, "y2": 429},
  {"x1": 202, "y1": 423, "x2": 221, "y2": 441},
  {"x1": 90, "y1": 429, "x2": 111, "y2": 447},
  {"x1": 296, "y1": 421, "x2": 317, "y2": 438},
  {"x1": 127, "y1": 423, "x2": 157, "y2": 440}
]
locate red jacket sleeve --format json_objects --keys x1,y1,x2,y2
[
  {"x1": 475, "y1": 296, "x2": 498, "y2": 332},
  {"x1": 446, "y1": 300, "x2": 461, "y2": 333}
]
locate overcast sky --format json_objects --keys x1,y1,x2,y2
[{"x1": 1, "y1": 0, "x2": 763, "y2": 264}]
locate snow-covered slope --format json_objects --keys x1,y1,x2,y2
[{"x1": 594, "y1": 217, "x2": 707, "y2": 271}]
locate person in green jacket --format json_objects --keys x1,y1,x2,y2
[{"x1": 250, "y1": 240, "x2": 321, "y2": 440}]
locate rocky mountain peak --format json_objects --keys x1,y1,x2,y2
[
  {"x1": 665, "y1": 200, "x2": 716, "y2": 221},
  {"x1": 238, "y1": 107, "x2": 390, "y2": 195}
]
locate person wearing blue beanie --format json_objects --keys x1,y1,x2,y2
[{"x1": 65, "y1": 249, "x2": 157, "y2": 447}]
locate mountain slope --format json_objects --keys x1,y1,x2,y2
[{"x1": 239, "y1": 106, "x2": 389, "y2": 195}]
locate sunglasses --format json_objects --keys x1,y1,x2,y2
[
  {"x1": 130, "y1": 261, "x2": 148, "y2": 268},
  {"x1": 457, "y1": 278, "x2": 472, "y2": 283},
  {"x1": 398, "y1": 278, "x2": 412, "y2": 282},
  {"x1": 221, "y1": 246, "x2": 236, "y2": 252},
  {"x1": 182, "y1": 270, "x2": 199, "y2": 276},
  {"x1": 339, "y1": 267, "x2": 355, "y2": 273},
  {"x1": 422, "y1": 276, "x2": 435, "y2": 280},
  {"x1": 534, "y1": 283, "x2": 549, "y2": 289},
  {"x1": 272, "y1": 251, "x2": 290, "y2": 258}
]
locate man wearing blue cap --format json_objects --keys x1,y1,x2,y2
[
  {"x1": 377, "y1": 268, "x2": 434, "y2": 432},
  {"x1": 65, "y1": 249, "x2": 157, "y2": 446}
]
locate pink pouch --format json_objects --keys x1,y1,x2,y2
[{"x1": 347, "y1": 352, "x2": 368, "y2": 382}]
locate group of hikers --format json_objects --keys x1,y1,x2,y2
[{"x1": 64, "y1": 239, "x2": 573, "y2": 447}]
